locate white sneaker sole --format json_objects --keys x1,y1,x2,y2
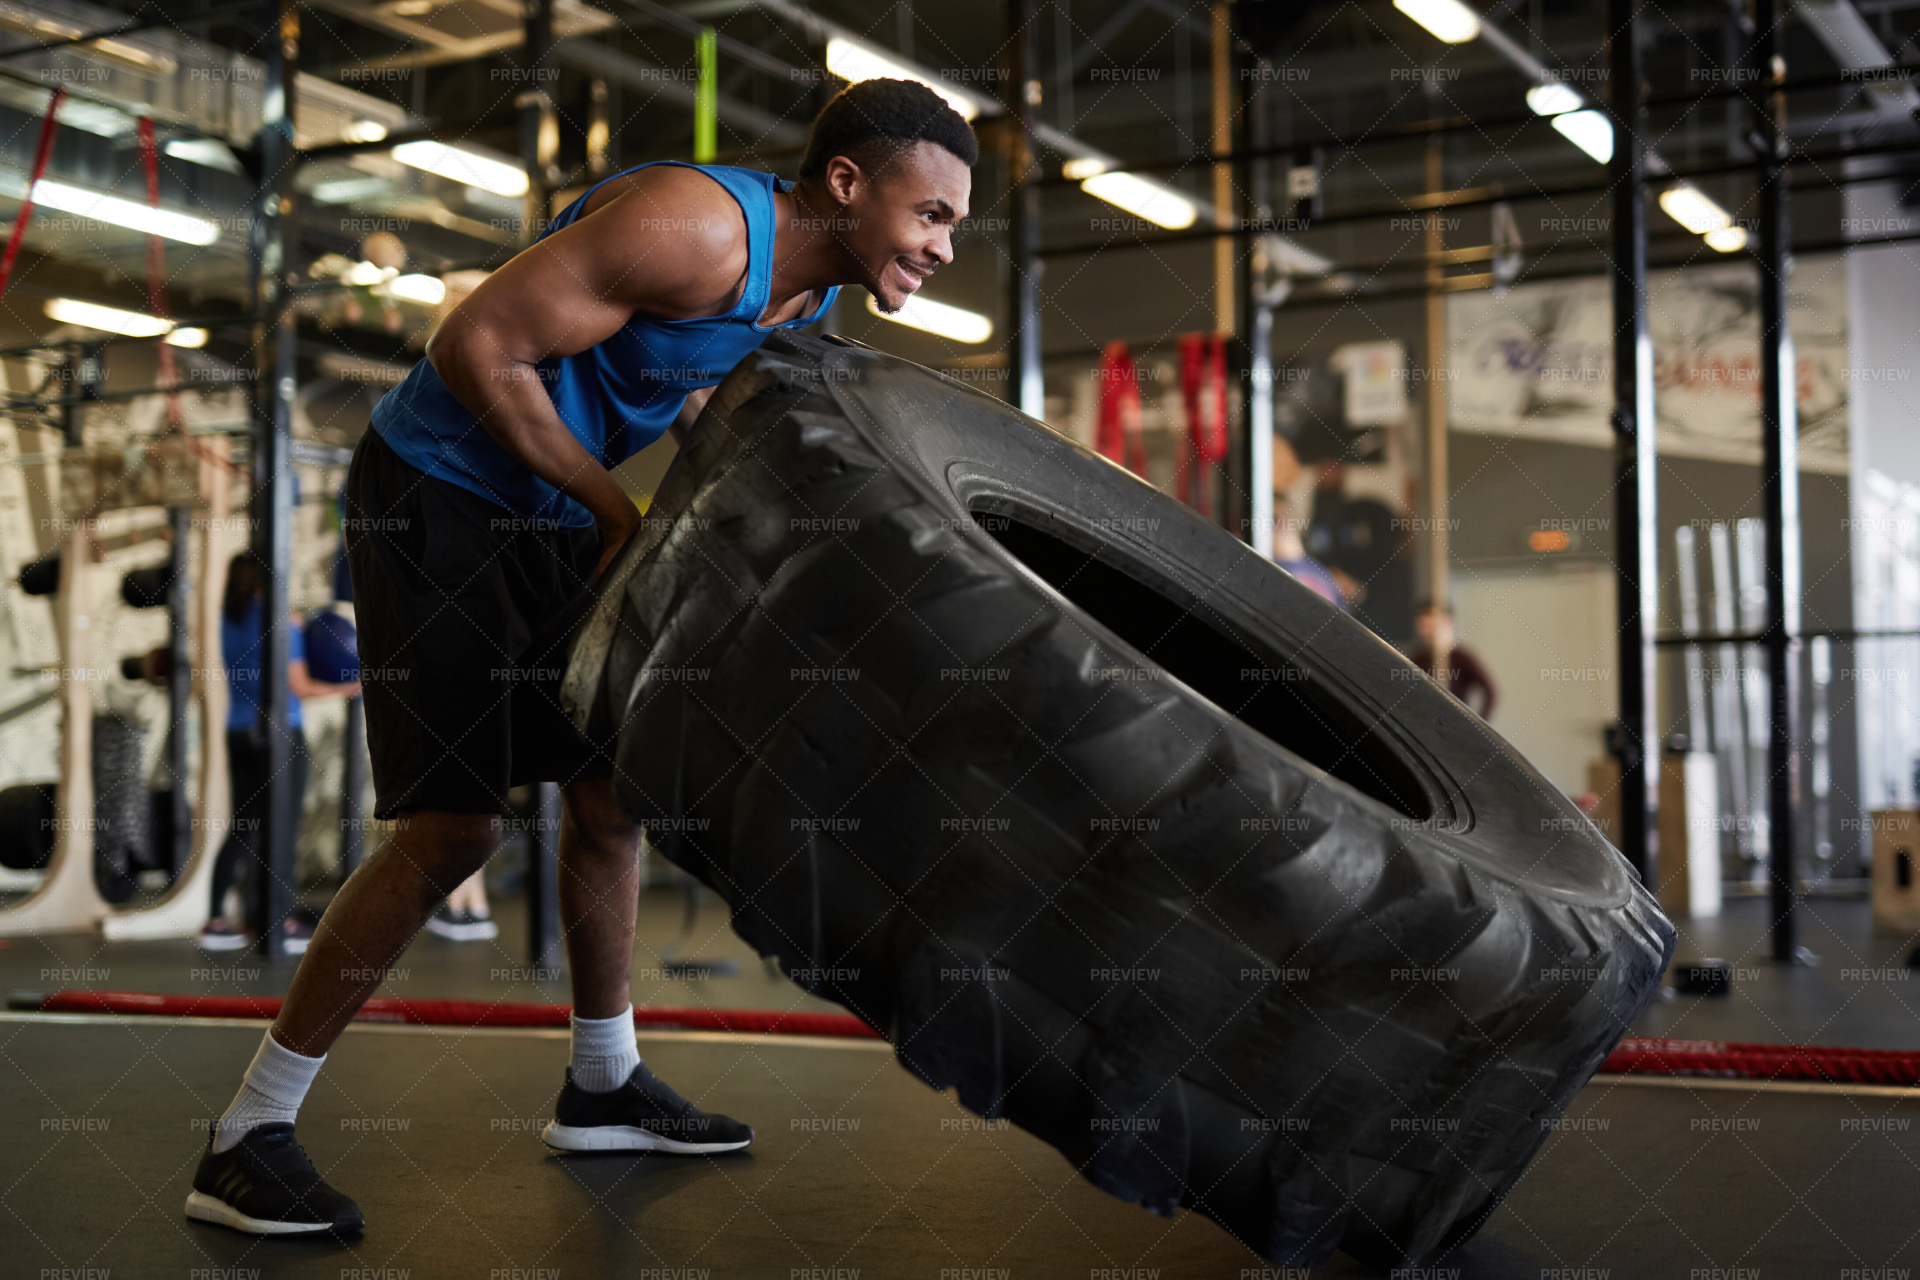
[
  {"x1": 539, "y1": 1121, "x2": 752, "y2": 1155},
  {"x1": 197, "y1": 933, "x2": 250, "y2": 952},
  {"x1": 184, "y1": 1190, "x2": 353, "y2": 1235},
  {"x1": 425, "y1": 920, "x2": 498, "y2": 941}
]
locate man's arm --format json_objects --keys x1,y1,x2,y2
[{"x1": 425, "y1": 167, "x2": 748, "y2": 579}]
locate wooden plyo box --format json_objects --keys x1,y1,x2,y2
[
  {"x1": 1869, "y1": 810, "x2": 1920, "y2": 934},
  {"x1": 1586, "y1": 752, "x2": 1721, "y2": 919}
]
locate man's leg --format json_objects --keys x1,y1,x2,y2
[
  {"x1": 556, "y1": 775, "x2": 643, "y2": 1019},
  {"x1": 182, "y1": 811, "x2": 498, "y2": 1238},
  {"x1": 271, "y1": 810, "x2": 500, "y2": 1056},
  {"x1": 541, "y1": 775, "x2": 754, "y2": 1155}
]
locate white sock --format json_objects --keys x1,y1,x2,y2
[
  {"x1": 213, "y1": 1029, "x2": 326, "y2": 1153},
  {"x1": 571, "y1": 1007, "x2": 640, "y2": 1093}
]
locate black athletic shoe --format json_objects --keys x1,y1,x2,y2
[
  {"x1": 542, "y1": 1064, "x2": 754, "y2": 1154},
  {"x1": 185, "y1": 1123, "x2": 364, "y2": 1236}
]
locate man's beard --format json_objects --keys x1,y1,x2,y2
[{"x1": 869, "y1": 284, "x2": 903, "y2": 315}]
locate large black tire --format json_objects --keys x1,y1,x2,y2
[{"x1": 563, "y1": 331, "x2": 1675, "y2": 1268}]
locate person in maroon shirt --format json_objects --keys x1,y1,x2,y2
[{"x1": 1409, "y1": 600, "x2": 1497, "y2": 720}]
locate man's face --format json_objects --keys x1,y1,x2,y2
[{"x1": 831, "y1": 140, "x2": 972, "y2": 314}]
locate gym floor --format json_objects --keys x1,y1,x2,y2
[
  {"x1": 3, "y1": 1014, "x2": 1916, "y2": 1278},
  {"x1": 5, "y1": 885, "x2": 1917, "y2": 1277}
]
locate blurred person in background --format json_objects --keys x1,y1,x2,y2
[
  {"x1": 200, "y1": 551, "x2": 363, "y2": 952},
  {"x1": 1409, "y1": 599, "x2": 1496, "y2": 720},
  {"x1": 1271, "y1": 495, "x2": 1348, "y2": 609},
  {"x1": 426, "y1": 870, "x2": 497, "y2": 940}
]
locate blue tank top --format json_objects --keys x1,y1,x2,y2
[
  {"x1": 368, "y1": 162, "x2": 840, "y2": 527},
  {"x1": 223, "y1": 599, "x2": 305, "y2": 731}
]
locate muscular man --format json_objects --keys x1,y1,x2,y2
[{"x1": 185, "y1": 78, "x2": 976, "y2": 1237}]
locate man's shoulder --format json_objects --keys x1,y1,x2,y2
[{"x1": 581, "y1": 165, "x2": 753, "y2": 307}]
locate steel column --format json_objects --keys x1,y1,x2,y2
[
  {"x1": 528, "y1": 781, "x2": 564, "y2": 971},
  {"x1": 339, "y1": 695, "x2": 366, "y2": 879},
  {"x1": 250, "y1": 0, "x2": 300, "y2": 960},
  {"x1": 520, "y1": 0, "x2": 557, "y2": 246},
  {"x1": 1751, "y1": 0, "x2": 1803, "y2": 961},
  {"x1": 1610, "y1": 0, "x2": 1658, "y2": 886},
  {"x1": 164, "y1": 505, "x2": 191, "y2": 876},
  {"x1": 1006, "y1": 0, "x2": 1043, "y2": 417}
]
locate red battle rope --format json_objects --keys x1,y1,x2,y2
[
  {"x1": 31, "y1": 990, "x2": 881, "y2": 1040},
  {"x1": 1600, "y1": 1036, "x2": 1920, "y2": 1087},
  {"x1": 25, "y1": 993, "x2": 1920, "y2": 1084},
  {"x1": 0, "y1": 86, "x2": 66, "y2": 302},
  {"x1": 30, "y1": 990, "x2": 1920, "y2": 1082}
]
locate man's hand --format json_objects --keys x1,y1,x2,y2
[{"x1": 591, "y1": 501, "x2": 642, "y2": 588}]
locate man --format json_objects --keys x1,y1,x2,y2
[
  {"x1": 184, "y1": 77, "x2": 976, "y2": 1237},
  {"x1": 1410, "y1": 600, "x2": 1497, "y2": 720}
]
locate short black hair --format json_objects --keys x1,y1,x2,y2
[{"x1": 799, "y1": 78, "x2": 978, "y2": 184}]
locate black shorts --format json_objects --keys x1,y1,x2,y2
[{"x1": 344, "y1": 427, "x2": 613, "y2": 818}]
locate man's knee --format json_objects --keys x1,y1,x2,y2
[
  {"x1": 384, "y1": 809, "x2": 503, "y2": 894},
  {"x1": 560, "y1": 776, "x2": 641, "y2": 853}
]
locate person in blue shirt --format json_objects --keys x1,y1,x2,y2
[
  {"x1": 199, "y1": 552, "x2": 361, "y2": 952},
  {"x1": 189, "y1": 78, "x2": 977, "y2": 1237}
]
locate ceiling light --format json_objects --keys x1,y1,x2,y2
[
  {"x1": 825, "y1": 37, "x2": 981, "y2": 121},
  {"x1": 1062, "y1": 157, "x2": 1109, "y2": 180},
  {"x1": 1704, "y1": 226, "x2": 1749, "y2": 253},
  {"x1": 388, "y1": 273, "x2": 447, "y2": 306},
  {"x1": 1080, "y1": 171, "x2": 1198, "y2": 230},
  {"x1": 166, "y1": 328, "x2": 208, "y2": 348},
  {"x1": 46, "y1": 297, "x2": 173, "y2": 337},
  {"x1": 343, "y1": 120, "x2": 389, "y2": 144},
  {"x1": 1550, "y1": 109, "x2": 1614, "y2": 164},
  {"x1": 1392, "y1": 0, "x2": 1482, "y2": 44},
  {"x1": 1526, "y1": 82, "x2": 1583, "y2": 116},
  {"x1": 342, "y1": 260, "x2": 390, "y2": 286},
  {"x1": 390, "y1": 140, "x2": 529, "y2": 197},
  {"x1": 29, "y1": 179, "x2": 220, "y2": 245},
  {"x1": 1658, "y1": 184, "x2": 1735, "y2": 234},
  {"x1": 864, "y1": 292, "x2": 992, "y2": 343},
  {"x1": 163, "y1": 138, "x2": 244, "y2": 174}
]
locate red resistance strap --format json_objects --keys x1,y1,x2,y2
[
  {"x1": 0, "y1": 86, "x2": 66, "y2": 302},
  {"x1": 1095, "y1": 339, "x2": 1147, "y2": 476},
  {"x1": 1176, "y1": 332, "x2": 1228, "y2": 515},
  {"x1": 33, "y1": 989, "x2": 882, "y2": 1040}
]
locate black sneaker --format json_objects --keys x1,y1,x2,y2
[
  {"x1": 541, "y1": 1064, "x2": 755, "y2": 1154},
  {"x1": 184, "y1": 1123, "x2": 364, "y2": 1236}
]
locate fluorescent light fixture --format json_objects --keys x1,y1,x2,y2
[
  {"x1": 1393, "y1": 0, "x2": 1482, "y2": 43},
  {"x1": 1080, "y1": 171, "x2": 1198, "y2": 230},
  {"x1": 163, "y1": 138, "x2": 243, "y2": 173},
  {"x1": 29, "y1": 179, "x2": 220, "y2": 245},
  {"x1": 864, "y1": 291, "x2": 992, "y2": 343},
  {"x1": 343, "y1": 120, "x2": 389, "y2": 143},
  {"x1": 342, "y1": 260, "x2": 390, "y2": 286},
  {"x1": 45, "y1": 297, "x2": 172, "y2": 337},
  {"x1": 1704, "y1": 225, "x2": 1749, "y2": 253},
  {"x1": 1658, "y1": 184, "x2": 1736, "y2": 234},
  {"x1": 389, "y1": 140, "x2": 529, "y2": 197},
  {"x1": 1062, "y1": 157, "x2": 1109, "y2": 180},
  {"x1": 825, "y1": 36, "x2": 981, "y2": 121},
  {"x1": 1550, "y1": 109, "x2": 1614, "y2": 164},
  {"x1": 312, "y1": 177, "x2": 391, "y2": 205},
  {"x1": 388, "y1": 273, "x2": 447, "y2": 306},
  {"x1": 1526, "y1": 82, "x2": 1583, "y2": 116},
  {"x1": 166, "y1": 327, "x2": 208, "y2": 348}
]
